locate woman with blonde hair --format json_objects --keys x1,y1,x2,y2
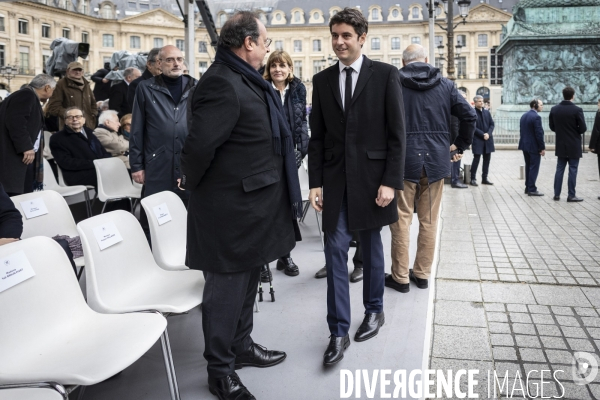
[
  {"x1": 262, "y1": 49, "x2": 309, "y2": 279},
  {"x1": 119, "y1": 113, "x2": 132, "y2": 140}
]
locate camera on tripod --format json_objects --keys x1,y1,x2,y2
[{"x1": 45, "y1": 38, "x2": 90, "y2": 78}]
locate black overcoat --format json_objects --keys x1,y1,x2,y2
[
  {"x1": 549, "y1": 100, "x2": 587, "y2": 158},
  {"x1": 589, "y1": 111, "x2": 600, "y2": 153},
  {"x1": 108, "y1": 81, "x2": 131, "y2": 119},
  {"x1": 181, "y1": 62, "x2": 295, "y2": 274},
  {"x1": 472, "y1": 108, "x2": 495, "y2": 155},
  {"x1": 0, "y1": 88, "x2": 44, "y2": 194},
  {"x1": 308, "y1": 56, "x2": 405, "y2": 232}
]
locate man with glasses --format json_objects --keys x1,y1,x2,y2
[
  {"x1": 127, "y1": 48, "x2": 161, "y2": 112},
  {"x1": 47, "y1": 62, "x2": 98, "y2": 130}
]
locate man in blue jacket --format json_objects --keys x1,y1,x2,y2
[
  {"x1": 471, "y1": 95, "x2": 495, "y2": 186},
  {"x1": 519, "y1": 99, "x2": 546, "y2": 196}
]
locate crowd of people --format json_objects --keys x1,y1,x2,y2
[{"x1": 0, "y1": 7, "x2": 599, "y2": 400}]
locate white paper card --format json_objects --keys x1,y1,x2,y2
[
  {"x1": 20, "y1": 198, "x2": 49, "y2": 219},
  {"x1": 153, "y1": 203, "x2": 172, "y2": 226},
  {"x1": 93, "y1": 222, "x2": 124, "y2": 251},
  {"x1": 0, "y1": 250, "x2": 36, "y2": 293}
]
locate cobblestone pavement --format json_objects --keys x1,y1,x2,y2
[{"x1": 431, "y1": 150, "x2": 600, "y2": 399}]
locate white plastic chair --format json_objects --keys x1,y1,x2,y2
[
  {"x1": 56, "y1": 163, "x2": 97, "y2": 206},
  {"x1": 0, "y1": 237, "x2": 167, "y2": 398},
  {"x1": 0, "y1": 383, "x2": 67, "y2": 400},
  {"x1": 77, "y1": 210, "x2": 204, "y2": 400},
  {"x1": 93, "y1": 158, "x2": 141, "y2": 213},
  {"x1": 140, "y1": 191, "x2": 188, "y2": 271},
  {"x1": 11, "y1": 190, "x2": 85, "y2": 280},
  {"x1": 43, "y1": 159, "x2": 91, "y2": 217},
  {"x1": 298, "y1": 165, "x2": 324, "y2": 250}
]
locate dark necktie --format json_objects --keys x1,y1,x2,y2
[{"x1": 344, "y1": 66, "x2": 353, "y2": 114}]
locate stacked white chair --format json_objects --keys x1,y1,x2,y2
[
  {"x1": 298, "y1": 163, "x2": 324, "y2": 250},
  {"x1": 0, "y1": 383, "x2": 66, "y2": 400},
  {"x1": 77, "y1": 210, "x2": 204, "y2": 400},
  {"x1": 93, "y1": 158, "x2": 141, "y2": 213},
  {"x1": 0, "y1": 237, "x2": 167, "y2": 399},
  {"x1": 43, "y1": 159, "x2": 92, "y2": 217}
]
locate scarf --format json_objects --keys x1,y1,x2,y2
[{"x1": 214, "y1": 46, "x2": 303, "y2": 217}]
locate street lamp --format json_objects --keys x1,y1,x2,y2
[
  {"x1": 434, "y1": 0, "x2": 471, "y2": 81},
  {"x1": 0, "y1": 65, "x2": 16, "y2": 91}
]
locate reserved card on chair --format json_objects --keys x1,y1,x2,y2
[
  {"x1": 0, "y1": 250, "x2": 36, "y2": 293},
  {"x1": 93, "y1": 222, "x2": 124, "y2": 250},
  {"x1": 20, "y1": 198, "x2": 49, "y2": 219},
  {"x1": 152, "y1": 203, "x2": 172, "y2": 226}
]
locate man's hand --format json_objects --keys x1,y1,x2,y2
[
  {"x1": 132, "y1": 170, "x2": 145, "y2": 184},
  {"x1": 102, "y1": 78, "x2": 109, "y2": 83},
  {"x1": 540, "y1": 150, "x2": 546, "y2": 156},
  {"x1": 483, "y1": 133, "x2": 490, "y2": 140},
  {"x1": 176, "y1": 178, "x2": 185, "y2": 191},
  {"x1": 376, "y1": 185, "x2": 394, "y2": 207},
  {"x1": 309, "y1": 188, "x2": 323, "y2": 212},
  {"x1": 22, "y1": 150, "x2": 35, "y2": 165},
  {"x1": 449, "y1": 144, "x2": 463, "y2": 163},
  {"x1": 0, "y1": 238, "x2": 18, "y2": 246}
]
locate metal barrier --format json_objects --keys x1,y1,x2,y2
[{"x1": 493, "y1": 115, "x2": 596, "y2": 146}]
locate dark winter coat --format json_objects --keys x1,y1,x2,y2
[
  {"x1": 590, "y1": 111, "x2": 600, "y2": 153},
  {"x1": 0, "y1": 183, "x2": 23, "y2": 239},
  {"x1": 0, "y1": 88, "x2": 45, "y2": 194},
  {"x1": 549, "y1": 100, "x2": 587, "y2": 159},
  {"x1": 309, "y1": 56, "x2": 406, "y2": 231},
  {"x1": 108, "y1": 81, "x2": 131, "y2": 119},
  {"x1": 399, "y1": 62, "x2": 475, "y2": 184},
  {"x1": 129, "y1": 74, "x2": 197, "y2": 198},
  {"x1": 472, "y1": 107, "x2": 495, "y2": 155},
  {"x1": 127, "y1": 69, "x2": 153, "y2": 113},
  {"x1": 91, "y1": 68, "x2": 111, "y2": 101},
  {"x1": 284, "y1": 77, "x2": 309, "y2": 157},
  {"x1": 519, "y1": 109, "x2": 545, "y2": 154},
  {"x1": 47, "y1": 76, "x2": 98, "y2": 130},
  {"x1": 181, "y1": 62, "x2": 295, "y2": 273}
]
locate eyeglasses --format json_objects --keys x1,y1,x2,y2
[
  {"x1": 66, "y1": 115, "x2": 84, "y2": 120},
  {"x1": 160, "y1": 57, "x2": 184, "y2": 64},
  {"x1": 265, "y1": 38, "x2": 272, "y2": 47}
]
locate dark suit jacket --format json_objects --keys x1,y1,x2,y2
[
  {"x1": 0, "y1": 182, "x2": 23, "y2": 238},
  {"x1": 108, "y1": 81, "x2": 131, "y2": 119},
  {"x1": 49, "y1": 126, "x2": 111, "y2": 188},
  {"x1": 590, "y1": 111, "x2": 600, "y2": 153},
  {"x1": 91, "y1": 68, "x2": 111, "y2": 101},
  {"x1": 308, "y1": 56, "x2": 405, "y2": 231},
  {"x1": 519, "y1": 109, "x2": 545, "y2": 153},
  {"x1": 549, "y1": 100, "x2": 587, "y2": 158},
  {"x1": 0, "y1": 88, "x2": 44, "y2": 194},
  {"x1": 472, "y1": 107, "x2": 495, "y2": 154},
  {"x1": 127, "y1": 69, "x2": 153, "y2": 113},
  {"x1": 181, "y1": 62, "x2": 295, "y2": 274}
]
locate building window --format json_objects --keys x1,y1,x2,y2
[
  {"x1": 130, "y1": 36, "x2": 141, "y2": 49},
  {"x1": 456, "y1": 56, "x2": 467, "y2": 79},
  {"x1": 435, "y1": 35, "x2": 443, "y2": 46},
  {"x1": 411, "y1": 7, "x2": 419, "y2": 19},
  {"x1": 42, "y1": 24, "x2": 51, "y2": 38},
  {"x1": 43, "y1": 50, "x2": 51, "y2": 70},
  {"x1": 218, "y1": 13, "x2": 227, "y2": 27},
  {"x1": 139, "y1": 3, "x2": 149, "y2": 9},
  {"x1": 478, "y1": 56, "x2": 488, "y2": 78},
  {"x1": 391, "y1": 37, "x2": 400, "y2": 50},
  {"x1": 103, "y1": 33, "x2": 114, "y2": 47},
  {"x1": 0, "y1": 17, "x2": 4, "y2": 32},
  {"x1": 478, "y1": 34, "x2": 488, "y2": 47},
  {"x1": 198, "y1": 41, "x2": 207, "y2": 53},
  {"x1": 391, "y1": 58, "x2": 401, "y2": 69},
  {"x1": 294, "y1": 60, "x2": 302, "y2": 80},
  {"x1": 154, "y1": 38, "x2": 163, "y2": 48},
  {"x1": 275, "y1": 40, "x2": 283, "y2": 51},
  {"x1": 313, "y1": 59, "x2": 326, "y2": 75},
  {"x1": 81, "y1": 0, "x2": 89, "y2": 14},
  {"x1": 62, "y1": 28, "x2": 70, "y2": 39},
  {"x1": 128, "y1": 1, "x2": 136, "y2": 8},
  {"x1": 81, "y1": 31, "x2": 89, "y2": 43},
  {"x1": 101, "y1": 4, "x2": 114, "y2": 19},
  {"x1": 371, "y1": 8, "x2": 379, "y2": 20},
  {"x1": 456, "y1": 35, "x2": 466, "y2": 46},
  {"x1": 371, "y1": 38, "x2": 380, "y2": 51},
  {"x1": 198, "y1": 61, "x2": 207, "y2": 78},
  {"x1": 294, "y1": 11, "x2": 301, "y2": 22},
  {"x1": 18, "y1": 19, "x2": 28, "y2": 35},
  {"x1": 435, "y1": 57, "x2": 443, "y2": 70},
  {"x1": 313, "y1": 12, "x2": 319, "y2": 20},
  {"x1": 313, "y1": 39, "x2": 321, "y2": 52},
  {"x1": 499, "y1": 32, "x2": 506, "y2": 42},
  {"x1": 19, "y1": 47, "x2": 29, "y2": 74},
  {"x1": 411, "y1": 37, "x2": 421, "y2": 45},
  {"x1": 0, "y1": 45, "x2": 4, "y2": 67},
  {"x1": 392, "y1": 8, "x2": 399, "y2": 18},
  {"x1": 275, "y1": 13, "x2": 282, "y2": 21},
  {"x1": 176, "y1": 39, "x2": 184, "y2": 51},
  {"x1": 294, "y1": 40, "x2": 302, "y2": 53}
]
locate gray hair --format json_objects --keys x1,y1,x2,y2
[
  {"x1": 98, "y1": 109, "x2": 119, "y2": 125},
  {"x1": 402, "y1": 45, "x2": 427, "y2": 63},
  {"x1": 123, "y1": 67, "x2": 139, "y2": 79},
  {"x1": 218, "y1": 10, "x2": 261, "y2": 49},
  {"x1": 147, "y1": 48, "x2": 160, "y2": 64},
  {"x1": 473, "y1": 95, "x2": 484, "y2": 102},
  {"x1": 30, "y1": 74, "x2": 56, "y2": 89}
]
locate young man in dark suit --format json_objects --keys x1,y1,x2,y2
[
  {"x1": 108, "y1": 67, "x2": 140, "y2": 119},
  {"x1": 550, "y1": 87, "x2": 587, "y2": 202},
  {"x1": 308, "y1": 7, "x2": 405, "y2": 366},
  {"x1": 519, "y1": 98, "x2": 546, "y2": 196},
  {"x1": 471, "y1": 94, "x2": 495, "y2": 185}
]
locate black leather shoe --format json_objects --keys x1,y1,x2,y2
[
  {"x1": 234, "y1": 343, "x2": 286, "y2": 369},
  {"x1": 528, "y1": 191, "x2": 544, "y2": 197},
  {"x1": 208, "y1": 373, "x2": 256, "y2": 400},
  {"x1": 451, "y1": 182, "x2": 468, "y2": 188},
  {"x1": 354, "y1": 312, "x2": 385, "y2": 342},
  {"x1": 409, "y1": 269, "x2": 428, "y2": 289},
  {"x1": 323, "y1": 334, "x2": 350, "y2": 366},
  {"x1": 349, "y1": 240, "x2": 358, "y2": 248},
  {"x1": 350, "y1": 267, "x2": 363, "y2": 283},
  {"x1": 553, "y1": 196, "x2": 560, "y2": 201},
  {"x1": 315, "y1": 265, "x2": 327, "y2": 279},
  {"x1": 481, "y1": 179, "x2": 494, "y2": 185},
  {"x1": 524, "y1": 189, "x2": 529, "y2": 194},
  {"x1": 384, "y1": 273, "x2": 409, "y2": 293},
  {"x1": 276, "y1": 257, "x2": 299, "y2": 276},
  {"x1": 260, "y1": 265, "x2": 272, "y2": 283},
  {"x1": 470, "y1": 179, "x2": 478, "y2": 186},
  {"x1": 567, "y1": 197, "x2": 583, "y2": 202}
]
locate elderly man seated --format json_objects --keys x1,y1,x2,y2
[
  {"x1": 94, "y1": 109, "x2": 130, "y2": 170},
  {"x1": 49, "y1": 106, "x2": 111, "y2": 190}
]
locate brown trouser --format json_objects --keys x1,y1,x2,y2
[{"x1": 389, "y1": 169, "x2": 444, "y2": 284}]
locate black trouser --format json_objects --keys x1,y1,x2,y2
[
  {"x1": 471, "y1": 153, "x2": 491, "y2": 181},
  {"x1": 202, "y1": 266, "x2": 260, "y2": 379}
]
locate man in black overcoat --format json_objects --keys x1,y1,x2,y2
[
  {"x1": 308, "y1": 8, "x2": 405, "y2": 366},
  {"x1": 471, "y1": 94, "x2": 495, "y2": 185},
  {"x1": 181, "y1": 11, "x2": 297, "y2": 400},
  {"x1": 518, "y1": 98, "x2": 546, "y2": 196},
  {"x1": 550, "y1": 86, "x2": 587, "y2": 202},
  {"x1": 108, "y1": 67, "x2": 140, "y2": 118}
]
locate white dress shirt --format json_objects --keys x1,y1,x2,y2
[
  {"x1": 339, "y1": 55, "x2": 364, "y2": 110},
  {"x1": 271, "y1": 81, "x2": 290, "y2": 106}
]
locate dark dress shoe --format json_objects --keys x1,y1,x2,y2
[
  {"x1": 481, "y1": 180, "x2": 494, "y2": 185},
  {"x1": 470, "y1": 180, "x2": 478, "y2": 186},
  {"x1": 354, "y1": 312, "x2": 385, "y2": 342},
  {"x1": 208, "y1": 373, "x2": 256, "y2": 400},
  {"x1": 276, "y1": 257, "x2": 299, "y2": 276},
  {"x1": 451, "y1": 182, "x2": 468, "y2": 188},
  {"x1": 260, "y1": 265, "x2": 272, "y2": 283},
  {"x1": 323, "y1": 334, "x2": 350, "y2": 366},
  {"x1": 349, "y1": 240, "x2": 358, "y2": 247},
  {"x1": 567, "y1": 197, "x2": 583, "y2": 202},
  {"x1": 528, "y1": 191, "x2": 544, "y2": 196},
  {"x1": 350, "y1": 267, "x2": 363, "y2": 283},
  {"x1": 409, "y1": 269, "x2": 428, "y2": 289},
  {"x1": 384, "y1": 273, "x2": 409, "y2": 293},
  {"x1": 315, "y1": 265, "x2": 327, "y2": 279},
  {"x1": 524, "y1": 189, "x2": 529, "y2": 194},
  {"x1": 234, "y1": 343, "x2": 286, "y2": 369},
  {"x1": 553, "y1": 196, "x2": 560, "y2": 201}
]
